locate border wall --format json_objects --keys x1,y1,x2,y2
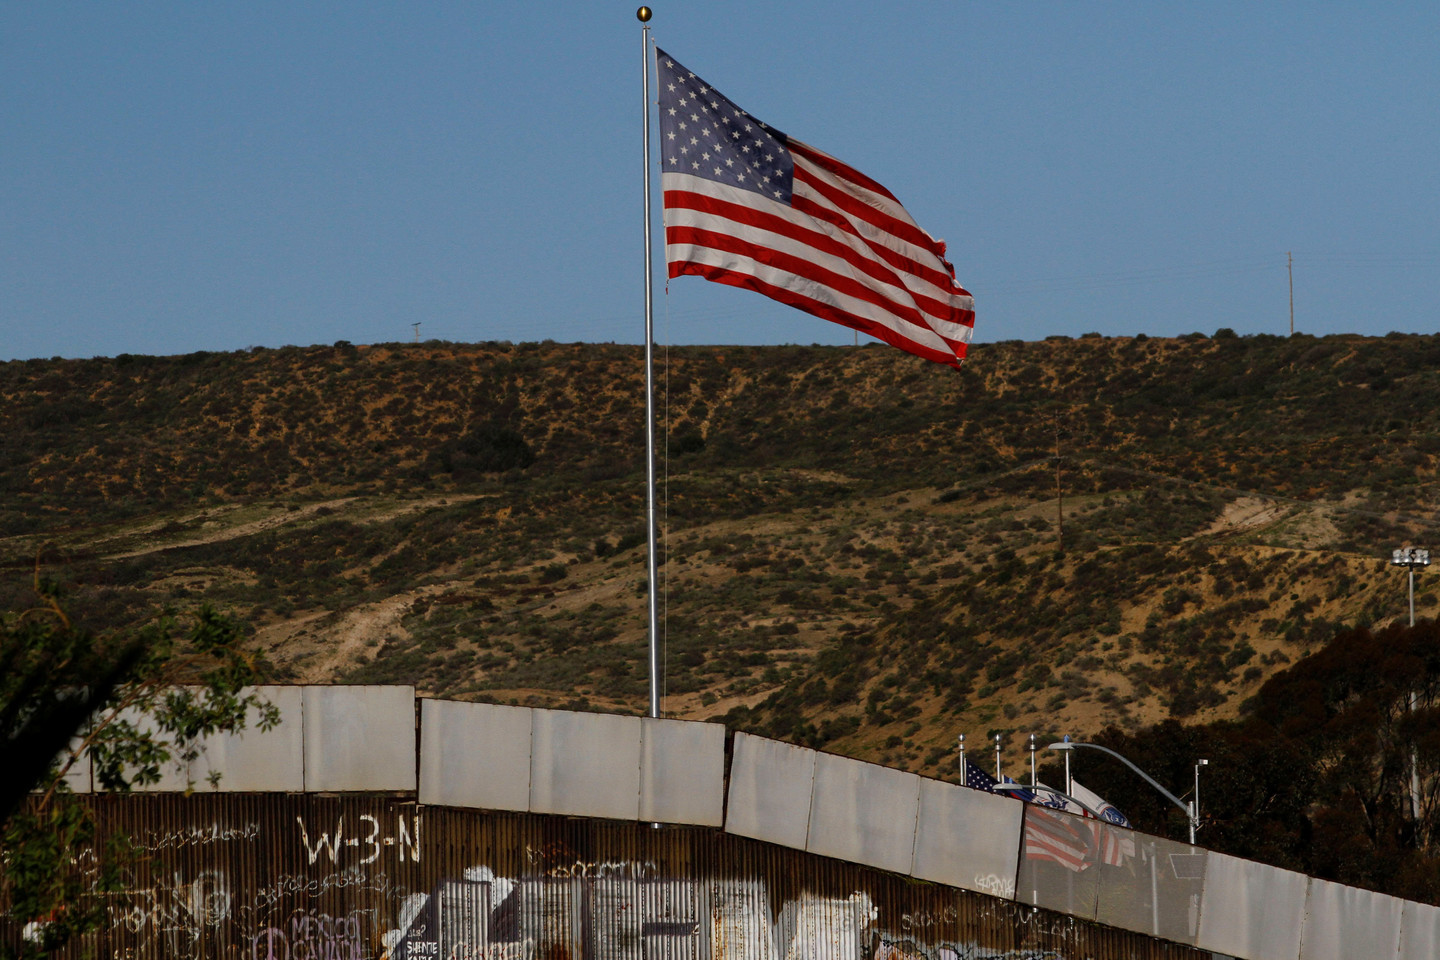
[{"x1": 23, "y1": 685, "x2": 1440, "y2": 960}]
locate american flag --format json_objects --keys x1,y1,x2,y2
[
  {"x1": 656, "y1": 49, "x2": 974, "y2": 368},
  {"x1": 1088, "y1": 820, "x2": 1136, "y2": 867},
  {"x1": 961, "y1": 760, "x2": 998, "y2": 793},
  {"x1": 1022, "y1": 808, "x2": 1092, "y2": 873}
]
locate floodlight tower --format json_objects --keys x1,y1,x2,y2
[{"x1": 1392, "y1": 546, "x2": 1430, "y2": 820}]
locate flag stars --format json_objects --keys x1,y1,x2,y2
[{"x1": 657, "y1": 51, "x2": 792, "y2": 204}]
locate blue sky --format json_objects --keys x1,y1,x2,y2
[{"x1": 3, "y1": 3, "x2": 1437, "y2": 361}]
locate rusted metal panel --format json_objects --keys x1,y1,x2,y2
[{"x1": 3, "y1": 796, "x2": 1215, "y2": 960}]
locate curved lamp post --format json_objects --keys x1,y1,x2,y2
[{"x1": 1049, "y1": 740, "x2": 1199, "y2": 843}]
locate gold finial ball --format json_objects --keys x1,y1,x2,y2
[{"x1": 636, "y1": 6, "x2": 652, "y2": 22}]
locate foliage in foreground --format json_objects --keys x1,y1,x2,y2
[{"x1": 0, "y1": 574, "x2": 274, "y2": 959}]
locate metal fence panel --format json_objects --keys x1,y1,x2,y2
[
  {"x1": 1399, "y1": 898, "x2": 1440, "y2": 960},
  {"x1": 9, "y1": 796, "x2": 1216, "y2": 960},
  {"x1": 724, "y1": 733, "x2": 816, "y2": 851},
  {"x1": 105, "y1": 704, "x2": 192, "y2": 792},
  {"x1": 805, "y1": 752, "x2": 919, "y2": 876},
  {"x1": 1299, "y1": 878, "x2": 1404, "y2": 960},
  {"x1": 53, "y1": 735, "x2": 92, "y2": 793},
  {"x1": 419, "y1": 699, "x2": 533, "y2": 811},
  {"x1": 529, "y1": 708, "x2": 642, "y2": 820},
  {"x1": 639, "y1": 717, "x2": 725, "y2": 826},
  {"x1": 1196, "y1": 851, "x2": 1309, "y2": 960},
  {"x1": 1094, "y1": 831, "x2": 1205, "y2": 946},
  {"x1": 302, "y1": 685, "x2": 417, "y2": 792},
  {"x1": 193, "y1": 685, "x2": 305, "y2": 793},
  {"x1": 910, "y1": 778, "x2": 1021, "y2": 898},
  {"x1": 1014, "y1": 806, "x2": 1101, "y2": 920}
]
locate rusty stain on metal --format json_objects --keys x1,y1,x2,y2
[{"x1": 3, "y1": 796, "x2": 1208, "y2": 960}]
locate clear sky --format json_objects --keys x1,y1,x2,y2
[{"x1": 3, "y1": 3, "x2": 1438, "y2": 362}]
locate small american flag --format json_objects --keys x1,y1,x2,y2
[
  {"x1": 961, "y1": 761, "x2": 998, "y2": 793},
  {"x1": 656, "y1": 49, "x2": 974, "y2": 368}
]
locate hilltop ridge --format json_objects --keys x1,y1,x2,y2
[{"x1": 4, "y1": 331, "x2": 1439, "y2": 779}]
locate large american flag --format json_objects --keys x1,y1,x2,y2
[{"x1": 656, "y1": 49, "x2": 974, "y2": 368}]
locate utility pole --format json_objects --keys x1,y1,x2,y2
[
  {"x1": 1287, "y1": 252, "x2": 1294, "y2": 336},
  {"x1": 1054, "y1": 412, "x2": 1064, "y2": 555},
  {"x1": 412, "y1": 322, "x2": 422, "y2": 343}
]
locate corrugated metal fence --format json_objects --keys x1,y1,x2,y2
[{"x1": 14, "y1": 795, "x2": 1210, "y2": 960}]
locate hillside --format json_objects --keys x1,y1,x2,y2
[{"x1": 4, "y1": 332, "x2": 1439, "y2": 781}]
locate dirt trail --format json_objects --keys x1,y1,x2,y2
[
  {"x1": 260, "y1": 580, "x2": 466, "y2": 682},
  {"x1": 1201, "y1": 496, "x2": 1288, "y2": 536},
  {"x1": 104, "y1": 494, "x2": 493, "y2": 560}
]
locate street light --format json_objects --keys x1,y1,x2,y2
[
  {"x1": 1050, "y1": 740, "x2": 1200, "y2": 844},
  {"x1": 1391, "y1": 546, "x2": 1429, "y2": 821},
  {"x1": 1391, "y1": 547, "x2": 1430, "y2": 628}
]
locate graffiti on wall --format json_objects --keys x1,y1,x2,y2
[
  {"x1": 387, "y1": 874, "x2": 1079, "y2": 960},
  {"x1": 14, "y1": 799, "x2": 1201, "y2": 960}
]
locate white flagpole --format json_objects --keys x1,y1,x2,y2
[{"x1": 638, "y1": 6, "x2": 660, "y2": 720}]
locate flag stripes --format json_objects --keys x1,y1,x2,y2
[
  {"x1": 1024, "y1": 809, "x2": 1091, "y2": 872},
  {"x1": 656, "y1": 49, "x2": 973, "y2": 367}
]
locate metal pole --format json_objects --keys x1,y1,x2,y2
[
  {"x1": 994, "y1": 733, "x2": 1002, "y2": 781},
  {"x1": 1193, "y1": 759, "x2": 1207, "y2": 844},
  {"x1": 638, "y1": 7, "x2": 660, "y2": 719},
  {"x1": 1410, "y1": 565, "x2": 1420, "y2": 820},
  {"x1": 1028, "y1": 734, "x2": 1037, "y2": 786},
  {"x1": 1410, "y1": 566, "x2": 1416, "y2": 628},
  {"x1": 1287, "y1": 251, "x2": 1294, "y2": 336},
  {"x1": 958, "y1": 734, "x2": 966, "y2": 783}
]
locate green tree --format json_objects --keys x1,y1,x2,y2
[{"x1": 0, "y1": 571, "x2": 276, "y2": 958}]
